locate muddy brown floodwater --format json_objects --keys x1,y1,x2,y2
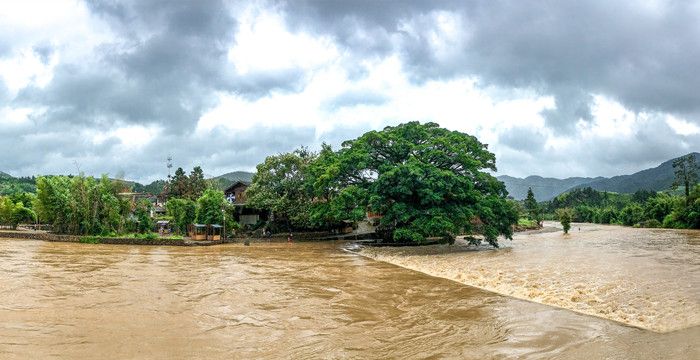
[
  {"x1": 361, "y1": 222, "x2": 700, "y2": 333},
  {"x1": 0, "y1": 227, "x2": 698, "y2": 359}
]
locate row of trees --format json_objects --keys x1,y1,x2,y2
[
  {"x1": 0, "y1": 175, "x2": 36, "y2": 196},
  {"x1": 555, "y1": 188, "x2": 700, "y2": 229},
  {"x1": 246, "y1": 122, "x2": 518, "y2": 246},
  {"x1": 34, "y1": 175, "x2": 134, "y2": 235},
  {"x1": 28, "y1": 171, "x2": 235, "y2": 237},
  {"x1": 537, "y1": 154, "x2": 699, "y2": 230}
]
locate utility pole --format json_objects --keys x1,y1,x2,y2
[
  {"x1": 166, "y1": 155, "x2": 173, "y2": 180},
  {"x1": 222, "y1": 208, "x2": 226, "y2": 242}
]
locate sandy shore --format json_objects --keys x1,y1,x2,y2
[{"x1": 359, "y1": 222, "x2": 700, "y2": 333}]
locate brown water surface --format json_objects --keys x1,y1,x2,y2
[
  {"x1": 0, "y1": 232, "x2": 698, "y2": 359},
  {"x1": 361, "y1": 222, "x2": 700, "y2": 333}
]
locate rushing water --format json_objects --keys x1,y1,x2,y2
[
  {"x1": 361, "y1": 222, "x2": 700, "y2": 334},
  {"x1": 0, "y1": 230, "x2": 698, "y2": 359}
]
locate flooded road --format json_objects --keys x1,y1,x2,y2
[{"x1": 0, "y1": 232, "x2": 698, "y2": 359}]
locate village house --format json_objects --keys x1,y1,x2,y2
[{"x1": 224, "y1": 181, "x2": 268, "y2": 227}]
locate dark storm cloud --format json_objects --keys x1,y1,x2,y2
[
  {"x1": 2, "y1": 0, "x2": 699, "y2": 182},
  {"x1": 16, "y1": 0, "x2": 244, "y2": 133},
  {"x1": 283, "y1": 0, "x2": 700, "y2": 131}
]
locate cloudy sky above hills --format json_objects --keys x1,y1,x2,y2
[{"x1": 1, "y1": 0, "x2": 698, "y2": 183}]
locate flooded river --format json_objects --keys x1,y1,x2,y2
[
  {"x1": 361, "y1": 222, "x2": 700, "y2": 333},
  {"x1": 0, "y1": 226, "x2": 698, "y2": 359}
]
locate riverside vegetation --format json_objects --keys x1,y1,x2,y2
[
  {"x1": 1, "y1": 122, "x2": 518, "y2": 246},
  {"x1": 245, "y1": 122, "x2": 518, "y2": 246},
  {"x1": 515, "y1": 153, "x2": 700, "y2": 231}
]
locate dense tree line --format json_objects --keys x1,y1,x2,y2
[
  {"x1": 34, "y1": 175, "x2": 132, "y2": 235},
  {"x1": 0, "y1": 176, "x2": 36, "y2": 196},
  {"x1": 23, "y1": 166, "x2": 237, "y2": 237},
  {"x1": 541, "y1": 154, "x2": 699, "y2": 229},
  {"x1": 246, "y1": 122, "x2": 518, "y2": 247}
]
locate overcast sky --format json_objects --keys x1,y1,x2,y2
[{"x1": 1, "y1": 0, "x2": 698, "y2": 183}]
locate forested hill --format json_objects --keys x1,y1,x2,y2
[
  {"x1": 500, "y1": 152, "x2": 700, "y2": 200},
  {"x1": 568, "y1": 152, "x2": 700, "y2": 194},
  {"x1": 497, "y1": 175, "x2": 600, "y2": 201},
  {"x1": 0, "y1": 171, "x2": 13, "y2": 179}
]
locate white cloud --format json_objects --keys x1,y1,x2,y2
[
  {"x1": 666, "y1": 116, "x2": 700, "y2": 136},
  {"x1": 228, "y1": 6, "x2": 338, "y2": 75}
]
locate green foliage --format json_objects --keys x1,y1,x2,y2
[
  {"x1": 0, "y1": 196, "x2": 36, "y2": 229},
  {"x1": 556, "y1": 208, "x2": 573, "y2": 234},
  {"x1": 35, "y1": 175, "x2": 131, "y2": 235},
  {"x1": 308, "y1": 122, "x2": 517, "y2": 246},
  {"x1": 133, "y1": 199, "x2": 153, "y2": 233},
  {"x1": 517, "y1": 218, "x2": 538, "y2": 228},
  {"x1": 167, "y1": 166, "x2": 207, "y2": 201},
  {"x1": 79, "y1": 236, "x2": 100, "y2": 244},
  {"x1": 619, "y1": 203, "x2": 644, "y2": 226},
  {"x1": 573, "y1": 205, "x2": 595, "y2": 222},
  {"x1": 548, "y1": 183, "x2": 698, "y2": 229},
  {"x1": 166, "y1": 198, "x2": 196, "y2": 234},
  {"x1": 672, "y1": 154, "x2": 699, "y2": 205},
  {"x1": 643, "y1": 193, "x2": 676, "y2": 222},
  {"x1": 196, "y1": 188, "x2": 226, "y2": 225},
  {"x1": 631, "y1": 189, "x2": 657, "y2": 203},
  {"x1": 523, "y1": 187, "x2": 542, "y2": 224},
  {"x1": 132, "y1": 180, "x2": 167, "y2": 194},
  {"x1": 0, "y1": 175, "x2": 36, "y2": 196},
  {"x1": 246, "y1": 148, "x2": 316, "y2": 229}
]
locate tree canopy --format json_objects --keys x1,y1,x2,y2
[{"x1": 310, "y1": 122, "x2": 517, "y2": 246}]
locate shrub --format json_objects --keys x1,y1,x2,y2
[
  {"x1": 79, "y1": 236, "x2": 100, "y2": 244},
  {"x1": 637, "y1": 219, "x2": 662, "y2": 228}
]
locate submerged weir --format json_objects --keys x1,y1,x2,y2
[{"x1": 360, "y1": 222, "x2": 700, "y2": 333}]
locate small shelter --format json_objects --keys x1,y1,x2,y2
[
  {"x1": 208, "y1": 224, "x2": 222, "y2": 241},
  {"x1": 156, "y1": 220, "x2": 171, "y2": 236},
  {"x1": 188, "y1": 224, "x2": 208, "y2": 241}
]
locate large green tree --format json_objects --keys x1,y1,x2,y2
[{"x1": 312, "y1": 122, "x2": 517, "y2": 246}]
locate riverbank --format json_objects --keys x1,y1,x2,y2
[
  {"x1": 358, "y1": 222, "x2": 700, "y2": 333},
  {"x1": 0, "y1": 230, "x2": 223, "y2": 246}
]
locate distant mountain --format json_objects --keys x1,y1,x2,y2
[
  {"x1": 0, "y1": 171, "x2": 13, "y2": 179},
  {"x1": 570, "y1": 152, "x2": 700, "y2": 194},
  {"x1": 500, "y1": 152, "x2": 700, "y2": 201},
  {"x1": 498, "y1": 175, "x2": 600, "y2": 201},
  {"x1": 211, "y1": 171, "x2": 255, "y2": 190}
]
